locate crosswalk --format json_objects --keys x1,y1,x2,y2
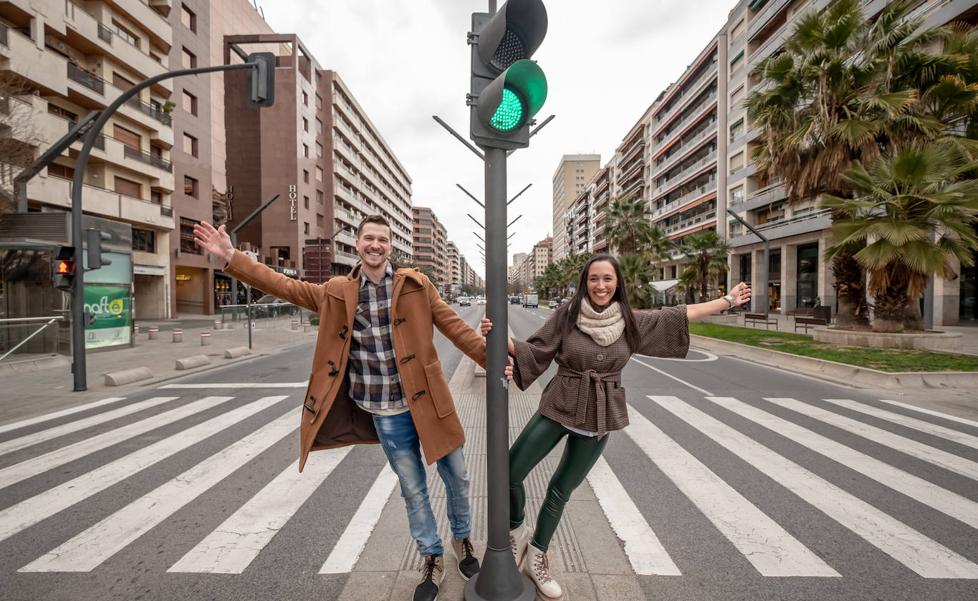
[{"x1": 0, "y1": 389, "x2": 976, "y2": 585}]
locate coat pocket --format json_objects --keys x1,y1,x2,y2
[
  {"x1": 423, "y1": 360, "x2": 456, "y2": 419},
  {"x1": 302, "y1": 369, "x2": 338, "y2": 423}
]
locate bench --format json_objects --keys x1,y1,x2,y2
[
  {"x1": 793, "y1": 316, "x2": 828, "y2": 333},
  {"x1": 744, "y1": 312, "x2": 778, "y2": 330},
  {"x1": 785, "y1": 307, "x2": 814, "y2": 321}
]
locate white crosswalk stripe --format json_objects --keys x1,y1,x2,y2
[
  {"x1": 625, "y1": 404, "x2": 838, "y2": 577},
  {"x1": 706, "y1": 397, "x2": 978, "y2": 528},
  {"x1": 0, "y1": 397, "x2": 126, "y2": 435},
  {"x1": 878, "y1": 400, "x2": 978, "y2": 429},
  {"x1": 0, "y1": 396, "x2": 179, "y2": 457},
  {"x1": 2, "y1": 390, "x2": 976, "y2": 583},
  {"x1": 0, "y1": 395, "x2": 287, "y2": 544},
  {"x1": 21, "y1": 411, "x2": 299, "y2": 572},
  {"x1": 821, "y1": 398, "x2": 978, "y2": 450},
  {"x1": 0, "y1": 396, "x2": 235, "y2": 491},
  {"x1": 648, "y1": 395, "x2": 978, "y2": 578},
  {"x1": 168, "y1": 447, "x2": 353, "y2": 574},
  {"x1": 764, "y1": 397, "x2": 978, "y2": 480}
]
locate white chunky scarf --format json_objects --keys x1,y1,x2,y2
[{"x1": 577, "y1": 300, "x2": 625, "y2": 347}]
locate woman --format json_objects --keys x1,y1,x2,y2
[{"x1": 482, "y1": 254, "x2": 750, "y2": 599}]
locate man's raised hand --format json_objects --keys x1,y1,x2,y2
[{"x1": 193, "y1": 221, "x2": 234, "y2": 264}]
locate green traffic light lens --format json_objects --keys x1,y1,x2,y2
[{"x1": 490, "y1": 87, "x2": 524, "y2": 132}]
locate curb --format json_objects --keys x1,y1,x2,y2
[{"x1": 690, "y1": 334, "x2": 978, "y2": 389}]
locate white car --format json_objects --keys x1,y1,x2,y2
[{"x1": 476, "y1": 297, "x2": 486, "y2": 305}]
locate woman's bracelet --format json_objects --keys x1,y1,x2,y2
[{"x1": 722, "y1": 293, "x2": 735, "y2": 308}]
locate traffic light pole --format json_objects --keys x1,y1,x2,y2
[{"x1": 69, "y1": 62, "x2": 259, "y2": 391}]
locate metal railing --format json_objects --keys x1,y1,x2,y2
[
  {"x1": 97, "y1": 23, "x2": 112, "y2": 43},
  {"x1": 0, "y1": 316, "x2": 65, "y2": 362},
  {"x1": 67, "y1": 63, "x2": 105, "y2": 95},
  {"x1": 125, "y1": 95, "x2": 172, "y2": 126},
  {"x1": 123, "y1": 145, "x2": 172, "y2": 171},
  {"x1": 0, "y1": 22, "x2": 8, "y2": 46}
]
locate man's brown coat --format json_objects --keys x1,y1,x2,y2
[{"x1": 224, "y1": 251, "x2": 486, "y2": 471}]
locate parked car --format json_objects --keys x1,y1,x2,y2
[
  {"x1": 523, "y1": 293, "x2": 538, "y2": 308},
  {"x1": 509, "y1": 295, "x2": 521, "y2": 304},
  {"x1": 476, "y1": 297, "x2": 487, "y2": 305},
  {"x1": 253, "y1": 294, "x2": 294, "y2": 318},
  {"x1": 458, "y1": 296, "x2": 471, "y2": 307}
]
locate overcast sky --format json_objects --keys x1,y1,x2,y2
[{"x1": 259, "y1": 0, "x2": 733, "y2": 274}]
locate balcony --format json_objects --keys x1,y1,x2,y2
[
  {"x1": 744, "y1": 182, "x2": 787, "y2": 211},
  {"x1": 125, "y1": 95, "x2": 171, "y2": 126},
  {"x1": 653, "y1": 123, "x2": 717, "y2": 177},
  {"x1": 665, "y1": 210, "x2": 716, "y2": 235},
  {"x1": 1, "y1": 22, "x2": 7, "y2": 48},
  {"x1": 334, "y1": 250, "x2": 359, "y2": 265},
  {"x1": 655, "y1": 62, "x2": 717, "y2": 127},
  {"x1": 123, "y1": 145, "x2": 172, "y2": 172},
  {"x1": 652, "y1": 180, "x2": 717, "y2": 219},
  {"x1": 748, "y1": 22, "x2": 793, "y2": 70},
  {"x1": 334, "y1": 229, "x2": 356, "y2": 247},
  {"x1": 67, "y1": 62, "x2": 105, "y2": 94},
  {"x1": 3, "y1": 27, "x2": 67, "y2": 94},
  {"x1": 26, "y1": 174, "x2": 174, "y2": 229},
  {"x1": 654, "y1": 90, "x2": 718, "y2": 141},
  {"x1": 728, "y1": 209, "x2": 832, "y2": 246},
  {"x1": 747, "y1": 0, "x2": 791, "y2": 41},
  {"x1": 654, "y1": 151, "x2": 717, "y2": 197}
]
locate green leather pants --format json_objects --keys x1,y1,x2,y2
[{"x1": 509, "y1": 412, "x2": 609, "y2": 552}]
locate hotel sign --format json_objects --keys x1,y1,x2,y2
[{"x1": 288, "y1": 184, "x2": 298, "y2": 221}]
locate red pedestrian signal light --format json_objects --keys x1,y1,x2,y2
[{"x1": 55, "y1": 259, "x2": 75, "y2": 275}]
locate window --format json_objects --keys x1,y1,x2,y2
[
  {"x1": 112, "y1": 21, "x2": 138, "y2": 48},
  {"x1": 316, "y1": 142, "x2": 323, "y2": 158},
  {"x1": 729, "y1": 185, "x2": 744, "y2": 206},
  {"x1": 316, "y1": 213, "x2": 324, "y2": 227},
  {"x1": 180, "y1": 218, "x2": 201, "y2": 254},
  {"x1": 303, "y1": 117, "x2": 309, "y2": 133},
  {"x1": 133, "y1": 227, "x2": 156, "y2": 253},
  {"x1": 729, "y1": 151, "x2": 744, "y2": 174},
  {"x1": 730, "y1": 84, "x2": 745, "y2": 109},
  {"x1": 303, "y1": 144, "x2": 309, "y2": 158},
  {"x1": 729, "y1": 118, "x2": 744, "y2": 143},
  {"x1": 730, "y1": 49, "x2": 744, "y2": 71},
  {"x1": 316, "y1": 118, "x2": 323, "y2": 135},
  {"x1": 303, "y1": 169, "x2": 310, "y2": 184},
  {"x1": 151, "y1": 190, "x2": 163, "y2": 204},
  {"x1": 316, "y1": 190, "x2": 324, "y2": 205},
  {"x1": 114, "y1": 176, "x2": 142, "y2": 199},
  {"x1": 112, "y1": 71, "x2": 135, "y2": 91},
  {"x1": 181, "y1": 47, "x2": 197, "y2": 69},
  {"x1": 184, "y1": 175, "x2": 198, "y2": 198},
  {"x1": 315, "y1": 166, "x2": 323, "y2": 182},
  {"x1": 302, "y1": 91, "x2": 308, "y2": 106},
  {"x1": 304, "y1": 222, "x2": 310, "y2": 235},
  {"x1": 182, "y1": 90, "x2": 197, "y2": 115},
  {"x1": 48, "y1": 163, "x2": 75, "y2": 179},
  {"x1": 183, "y1": 133, "x2": 198, "y2": 157},
  {"x1": 304, "y1": 195, "x2": 309, "y2": 209},
  {"x1": 181, "y1": 4, "x2": 196, "y2": 32},
  {"x1": 113, "y1": 125, "x2": 141, "y2": 150},
  {"x1": 48, "y1": 104, "x2": 78, "y2": 122}
]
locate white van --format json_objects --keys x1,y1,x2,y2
[{"x1": 523, "y1": 293, "x2": 538, "y2": 308}]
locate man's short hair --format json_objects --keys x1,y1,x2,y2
[{"x1": 357, "y1": 214, "x2": 391, "y2": 238}]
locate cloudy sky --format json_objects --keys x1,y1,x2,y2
[{"x1": 259, "y1": 0, "x2": 733, "y2": 274}]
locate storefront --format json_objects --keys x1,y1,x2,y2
[
  {"x1": 174, "y1": 266, "x2": 210, "y2": 315},
  {"x1": 796, "y1": 243, "x2": 819, "y2": 308},
  {"x1": 961, "y1": 225, "x2": 978, "y2": 322}
]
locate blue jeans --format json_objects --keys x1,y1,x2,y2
[{"x1": 372, "y1": 410, "x2": 472, "y2": 557}]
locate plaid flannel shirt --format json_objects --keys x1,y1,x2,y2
[{"x1": 346, "y1": 263, "x2": 406, "y2": 413}]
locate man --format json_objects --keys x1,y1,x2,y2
[{"x1": 194, "y1": 215, "x2": 485, "y2": 601}]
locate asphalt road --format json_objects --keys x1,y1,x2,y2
[
  {"x1": 508, "y1": 304, "x2": 978, "y2": 601},
  {"x1": 1, "y1": 302, "x2": 977, "y2": 600}
]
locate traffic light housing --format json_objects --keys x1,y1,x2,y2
[
  {"x1": 247, "y1": 52, "x2": 276, "y2": 108},
  {"x1": 53, "y1": 246, "x2": 76, "y2": 291},
  {"x1": 86, "y1": 228, "x2": 112, "y2": 270},
  {"x1": 469, "y1": 0, "x2": 548, "y2": 150}
]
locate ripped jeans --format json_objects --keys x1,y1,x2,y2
[{"x1": 372, "y1": 410, "x2": 471, "y2": 557}]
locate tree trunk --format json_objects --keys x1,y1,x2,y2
[{"x1": 831, "y1": 251, "x2": 869, "y2": 328}]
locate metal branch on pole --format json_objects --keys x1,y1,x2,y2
[
  {"x1": 456, "y1": 183, "x2": 486, "y2": 208},
  {"x1": 506, "y1": 183, "x2": 532, "y2": 206},
  {"x1": 726, "y1": 209, "x2": 768, "y2": 315},
  {"x1": 433, "y1": 116, "x2": 485, "y2": 160}
]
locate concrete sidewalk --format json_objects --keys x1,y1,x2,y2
[
  {"x1": 336, "y1": 353, "x2": 646, "y2": 601},
  {"x1": 0, "y1": 314, "x2": 317, "y2": 427}
]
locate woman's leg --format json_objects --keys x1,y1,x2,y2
[
  {"x1": 509, "y1": 412, "x2": 568, "y2": 529},
  {"x1": 531, "y1": 432, "x2": 609, "y2": 551}
]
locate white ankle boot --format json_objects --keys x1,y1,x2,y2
[
  {"x1": 509, "y1": 523, "x2": 531, "y2": 568},
  {"x1": 523, "y1": 544, "x2": 562, "y2": 599}
]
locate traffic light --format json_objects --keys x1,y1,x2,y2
[
  {"x1": 53, "y1": 246, "x2": 76, "y2": 291},
  {"x1": 246, "y1": 52, "x2": 276, "y2": 108},
  {"x1": 469, "y1": 0, "x2": 548, "y2": 150},
  {"x1": 86, "y1": 228, "x2": 112, "y2": 270}
]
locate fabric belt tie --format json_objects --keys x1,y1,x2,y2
[{"x1": 556, "y1": 365, "x2": 618, "y2": 435}]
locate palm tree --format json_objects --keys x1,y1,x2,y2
[
  {"x1": 678, "y1": 231, "x2": 730, "y2": 303},
  {"x1": 645, "y1": 225, "x2": 675, "y2": 265},
  {"x1": 822, "y1": 144, "x2": 978, "y2": 332},
  {"x1": 618, "y1": 253, "x2": 654, "y2": 309},
  {"x1": 604, "y1": 194, "x2": 653, "y2": 256}
]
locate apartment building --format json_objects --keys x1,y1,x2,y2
[
  {"x1": 585, "y1": 0, "x2": 977, "y2": 323},
  {"x1": 527, "y1": 236, "x2": 552, "y2": 284},
  {"x1": 412, "y1": 206, "x2": 447, "y2": 291},
  {"x1": 725, "y1": 0, "x2": 978, "y2": 322},
  {"x1": 168, "y1": 0, "x2": 274, "y2": 314},
  {"x1": 446, "y1": 241, "x2": 460, "y2": 295},
  {"x1": 552, "y1": 154, "x2": 600, "y2": 260},
  {"x1": 509, "y1": 251, "x2": 528, "y2": 290},
  {"x1": 222, "y1": 34, "x2": 412, "y2": 284},
  {"x1": 2, "y1": 0, "x2": 176, "y2": 319}
]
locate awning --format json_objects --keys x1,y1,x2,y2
[{"x1": 651, "y1": 279, "x2": 679, "y2": 292}]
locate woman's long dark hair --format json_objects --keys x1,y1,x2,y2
[{"x1": 560, "y1": 254, "x2": 641, "y2": 351}]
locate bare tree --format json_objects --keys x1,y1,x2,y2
[{"x1": 0, "y1": 72, "x2": 43, "y2": 219}]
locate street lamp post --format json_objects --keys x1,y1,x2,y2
[{"x1": 726, "y1": 209, "x2": 769, "y2": 315}]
